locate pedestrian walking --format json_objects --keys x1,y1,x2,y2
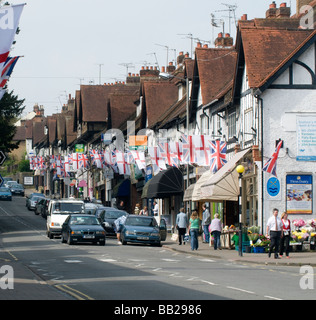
[
  {"x1": 279, "y1": 212, "x2": 291, "y2": 258},
  {"x1": 266, "y1": 208, "x2": 282, "y2": 259},
  {"x1": 134, "y1": 203, "x2": 140, "y2": 215},
  {"x1": 188, "y1": 210, "x2": 200, "y2": 251},
  {"x1": 209, "y1": 213, "x2": 223, "y2": 250},
  {"x1": 153, "y1": 200, "x2": 159, "y2": 216},
  {"x1": 139, "y1": 206, "x2": 148, "y2": 216},
  {"x1": 176, "y1": 208, "x2": 188, "y2": 245},
  {"x1": 202, "y1": 203, "x2": 211, "y2": 243}
]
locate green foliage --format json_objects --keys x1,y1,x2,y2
[
  {"x1": 0, "y1": 89, "x2": 25, "y2": 153},
  {"x1": 18, "y1": 159, "x2": 31, "y2": 172}
]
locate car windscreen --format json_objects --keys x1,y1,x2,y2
[
  {"x1": 53, "y1": 203, "x2": 84, "y2": 214},
  {"x1": 0, "y1": 187, "x2": 10, "y2": 192},
  {"x1": 104, "y1": 210, "x2": 126, "y2": 219},
  {"x1": 12, "y1": 184, "x2": 23, "y2": 189},
  {"x1": 70, "y1": 216, "x2": 100, "y2": 225},
  {"x1": 125, "y1": 216, "x2": 157, "y2": 227}
]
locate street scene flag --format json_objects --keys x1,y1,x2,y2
[
  {"x1": 0, "y1": 56, "x2": 20, "y2": 87},
  {"x1": 263, "y1": 140, "x2": 283, "y2": 176},
  {"x1": 209, "y1": 140, "x2": 227, "y2": 173}
]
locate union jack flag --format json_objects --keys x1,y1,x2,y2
[
  {"x1": 0, "y1": 56, "x2": 20, "y2": 88},
  {"x1": 209, "y1": 140, "x2": 227, "y2": 173},
  {"x1": 263, "y1": 140, "x2": 283, "y2": 177},
  {"x1": 89, "y1": 149, "x2": 102, "y2": 168},
  {"x1": 78, "y1": 153, "x2": 90, "y2": 169},
  {"x1": 181, "y1": 134, "x2": 194, "y2": 164}
]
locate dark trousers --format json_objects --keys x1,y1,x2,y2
[
  {"x1": 280, "y1": 234, "x2": 290, "y2": 257},
  {"x1": 269, "y1": 231, "x2": 281, "y2": 257},
  {"x1": 178, "y1": 228, "x2": 186, "y2": 244}
]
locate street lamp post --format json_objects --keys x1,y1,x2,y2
[{"x1": 236, "y1": 164, "x2": 245, "y2": 257}]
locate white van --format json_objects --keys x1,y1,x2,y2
[{"x1": 46, "y1": 199, "x2": 84, "y2": 239}]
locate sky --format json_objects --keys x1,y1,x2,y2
[{"x1": 4, "y1": 0, "x2": 294, "y2": 116}]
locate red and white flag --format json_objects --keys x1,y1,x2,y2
[
  {"x1": 130, "y1": 150, "x2": 146, "y2": 170},
  {"x1": 116, "y1": 151, "x2": 130, "y2": 175}
]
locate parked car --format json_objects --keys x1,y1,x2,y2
[
  {"x1": 46, "y1": 199, "x2": 85, "y2": 239},
  {"x1": 95, "y1": 206, "x2": 128, "y2": 236},
  {"x1": 1, "y1": 177, "x2": 13, "y2": 187},
  {"x1": 27, "y1": 195, "x2": 45, "y2": 211},
  {"x1": 84, "y1": 203, "x2": 102, "y2": 215},
  {"x1": 0, "y1": 187, "x2": 12, "y2": 201},
  {"x1": 34, "y1": 197, "x2": 50, "y2": 216},
  {"x1": 4, "y1": 181, "x2": 18, "y2": 188},
  {"x1": 41, "y1": 199, "x2": 51, "y2": 219},
  {"x1": 26, "y1": 192, "x2": 45, "y2": 208},
  {"x1": 120, "y1": 215, "x2": 167, "y2": 246},
  {"x1": 61, "y1": 214, "x2": 106, "y2": 246},
  {"x1": 10, "y1": 183, "x2": 25, "y2": 196}
]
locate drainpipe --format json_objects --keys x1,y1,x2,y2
[{"x1": 256, "y1": 95, "x2": 264, "y2": 234}]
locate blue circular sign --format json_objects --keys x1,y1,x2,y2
[{"x1": 267, "y1": 177, "x2": 280, "y2": 197}]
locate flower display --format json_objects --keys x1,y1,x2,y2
[
  {"x1": 291, "y1": 230, "x2": 309, "y2": 242},
  {"x1": 293, "y1": 219, "x2": 306, "y2": 228},
  {"x1": 307, "y1": 219, "x2": 316, "y2": 228}
]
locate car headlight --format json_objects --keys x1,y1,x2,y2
[
  {"x1": 71, "y1": 230, "x2": 82, "y2": 235},
  {"x1": 96, "y1": 231, "x2": 105, "y2": 235},
  {"x1": 51, "y1": 222, "x2": 60, "y2": 227},
  {"x1": 126, "y1": 231, "x2": 136, "y2": 236},
  {"x1": 150, "y1": 232, "x2": 160, "y2": 237}
]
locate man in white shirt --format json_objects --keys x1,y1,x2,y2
[{"x1": 266, "y1": 208, "x2": 282, "y2": 259}]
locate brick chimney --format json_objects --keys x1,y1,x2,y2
[
  {"x1": 266, "y1": 1, "x2": 277, "y2": 18},
  {"x1": 139, "y1": 66, "x2": 159, "y2": 79},
  {"x1": 252, "y1": 145, "x2": 262, "y2": 161},
  {"x1": 276, "y1": 2, "x2": 291, "y2": 18},
  {"x1": 166, "y1": 62, "x2": 176, "y2": 73},
  {"x1": 215, "y1": 32, "x2": 234, "y2": 48},
  {"x1": 177, "y1": 51, "x2": 185, "y2": 66}
]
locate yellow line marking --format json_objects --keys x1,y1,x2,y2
[{"x1": 55, "y1": 284, "x2": 94, "y2": 300}]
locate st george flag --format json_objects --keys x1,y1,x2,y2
[
  {"x1": 209, "y1": 140, "x2": 227, "y2": 173},
  {"x1": 262, "y1": 140, "x2": 283, "y2": 177}
]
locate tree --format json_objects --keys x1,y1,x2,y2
[{"x1": 0, "y1": 89, "x2": 25, "y2": 153}]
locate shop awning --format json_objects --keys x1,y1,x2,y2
[
  {"x1": 145, "y1": 167, "x2": 184, "y2": 199},
  {"x1": 112, "y1": 179, "x2": 130, "y2": 198},
  {"x1": 183, "y1": 183, "x2": 195, "y2": 202},
  {"x1": 200, "y1": 148, "x2": 251, "y2": 201}
]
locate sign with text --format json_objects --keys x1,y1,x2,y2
[
  {"x1": 129, "y1": 135, "x2": 147, "y2": 151},
  {"x1": 297, "y1": 116, "x2": 316, "y2": 161},
  {"x1": 286, "y1": 175, "x2": 312, "y2": 214},
  {"x1": 75, "y1": 144, "x2": 85, "y2": 153}
]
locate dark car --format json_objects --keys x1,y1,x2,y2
[
  {"x1": 34, "y1": 198, "x2": 50, "y2": 217},
  {"x1": 26, "y1": 193, "x2": 45, "y2": 210},
  {"x1": 95, "y1": 207, "x2": 128, "y2": 236},
  {"x1": 10, "y1": 183, "x2": 25, "y2": 196},
  {"x1": 61, "y1": 214, "x2": 106, "y2": 246},
  {"x1": 121, "y1": 215, "x2": 167, "y2": 247},
  {"x1": 0, "y1": 187, "x2": 12, "y2": 201}
]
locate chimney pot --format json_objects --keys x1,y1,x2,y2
[
  {"x1": 241, "y1": 14, "x2": 248, "y2": 20},
  {"x1": 203, "y1": 44, "x2": 208, "y2": 48},
  {"x1": 161, "y1": 66, "x2": 166, "y2": 73},
  {"x1": 270, "y1": 1, "x2": 277, "y2": 8},
  {"x1": 197, "y1": 42, "x2": 202, "y2": 48},
  {"x1": 280, "y1": 2, "x2": 287, "y2": 7},
  {"x1": 218, "y1": 32, "x2": 223, "y2": 38}
]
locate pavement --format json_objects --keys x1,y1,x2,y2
[{"x1": 163, "y1": 233, "x2": 316, "y2": 267}]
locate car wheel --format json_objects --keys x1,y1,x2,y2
[
  {"x1": 67, "y1": 234, "x2": 73, "y2": 245},
  {"x1": 99, "y1": 240, "x2": 105, "y2": 246}
]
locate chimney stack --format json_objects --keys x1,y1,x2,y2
[
  {"x1": 266, "y1": 1, "x2": 277, "y2": 18},
  {"x1": 167, "y1": 61, "x2": 176, "y2": 73},
  {"x1": 276, "y1": 2, "x2": 291, "y2": 18},
  {"x1": 215, "y1": 32, "x2": 234, "y2": 48}
]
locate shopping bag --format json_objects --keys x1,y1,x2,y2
[
  {"x1": 183, "y1": 233, "x2": 190, "y2": 242},
  {"x1": 171, "y1": 233, "x2": 179, "y2": 241}
]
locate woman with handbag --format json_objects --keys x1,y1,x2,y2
[
  {"x1": 188, "y1": 211, "x2": 200, "y2": 251},
  {"x1": 279, "y1": 212, "x2": 291, "y2": 258}
]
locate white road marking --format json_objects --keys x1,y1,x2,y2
[
  {"x1": 64, "y1": 260, "x2": 83, "y2": 263},
  {"x1": 201, "y1": 280, "x2": 217, "y2": 286},
  {"x1": 226, "y1": 286, "x2": 255, "y2": 294},
  {"x1": 264, "y1": 295, "x2": 283, "y2": 300}
]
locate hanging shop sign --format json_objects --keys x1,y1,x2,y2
[
  {"x1": 286, "y1": 174, "x2": 312, "y2": 214},
  {"x1": 266, "y1": 176, "x2": 281, "y2": 200},
  {"x1": 75, "y1": 144, "x2": 85, "y2": 153},
  {"x1": 129, "y1": 135, "x2": 147, "y2": 151}
]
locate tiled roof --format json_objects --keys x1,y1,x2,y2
[
  {"x1": 142, "y1": 81, "x2": 178, "y2": 129},
  {"x1": 12, "y1": 126, "x2": 25, "y2": 141},
  {"x1": 240, "y1": 24, "x2": 315, "y2": 88},
  {"x1": 195, "y1": 48, "x2": 237, "y2": 105}
]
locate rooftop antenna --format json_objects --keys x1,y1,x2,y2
[
  {"x1": 119, "y1": 63, "x2": 134, "y2": 77},
  {"x1": 96, "y1": 63, "x2": 104, "y2": 84},
  {"x1": 155, "y1": 43, "x2": 170, "y2": 69},
  {"x1": 215, "y1": 3, "x2": 237, "y2": 34},
  {"x1": 146, "y1": 52, "x2": 160, "y2": 69},
  {"x1": 177, "y1": 33, "x2": 194, "y2": 58},
  {"x1": 211, "y1": 13, "x2": 225, "y2": 45}
]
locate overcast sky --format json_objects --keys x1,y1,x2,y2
[{"x1": 5, "y1": 0, "x2": 294, "y2": 116}]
